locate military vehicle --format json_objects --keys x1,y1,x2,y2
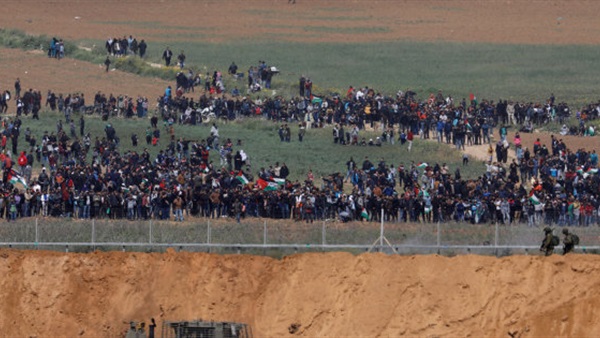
[{"x1": 160, "y1": 320, "x2": 253, "y2": 338}]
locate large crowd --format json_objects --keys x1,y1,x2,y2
[{"x1": 1, "y1": 66, "x2": 599, "y2": 227}]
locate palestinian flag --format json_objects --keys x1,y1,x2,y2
[
  {"x1": 264, "y1": 183, "x2": 278, "y2": 191},
  {"x1": 529, "y1": 192, "x2": 541, "y2": 205},
  {"x1": 577, "y1": 166, "x2": 599, "y2": 178},
  {"x1": 256, "y1": 178, "x2": 278, "y2": 191},
  {"x1": 417, "y1": 162, "x2": 428, "y2": 169},
  {"x1": 271, "y1": 177, "x2": 285, "y2": 185},
  {"x1": 140, "y1": 178, "x2": 151, "y2": 192},
  {"x1": 469, "y1": 92, "x2": 477, "y2": 106},
  {"x1": 8, "y1": 170, "x2": 28, "y2": 189},
  {"x1": 360, "y1": 208, "x2": 370, "y2": 221},
  {"x1": 236, "y1": 174, "x2": 249, "y2": 185}
]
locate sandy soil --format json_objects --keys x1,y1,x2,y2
[
  {"x1": 0, "y1": 48, "x2": 168, "y2": 102},
  {"x1": 0, "y1": 249, "x2": 598, "y2": 337}
]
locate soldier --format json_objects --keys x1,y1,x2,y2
[
  {"x1": 125, "y1": 322, "x2": 137, "y2": 338},
  {"x1": 137, "y1": 322, "x2": 147, "y2": 338},
  {"x1": 148, "y1": 318, "x2": 157, "y2": 338},
  {"x1": 540, "y1": 226, "x2": 556, "y2": 256},
  {"x1": 562, "y1": 228, "x2": 576, "y2": 255}
]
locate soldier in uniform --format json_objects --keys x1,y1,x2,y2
[
  {"x1": 562, "y1": 228, "x2": 575, "y2": 255},
  {"x1": 125, "y1": 322, "x2": 137, "y2": 338},
  {"x1": 125, "y1": 321, "x2": 147, "y2": 338},
  {"x1": 540, "y1": 226, "x2": 555, "y2": 256},
  {"x1": 137, "y1": 322, "x2": 147, "y2": 338}
]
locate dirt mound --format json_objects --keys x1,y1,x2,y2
[{"x1": 0, "y1": 249, "x2": 599, "y2": 337}]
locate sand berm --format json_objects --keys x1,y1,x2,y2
[{"x1": 0, "y1": 249, "x2": 599, "y2": 337}]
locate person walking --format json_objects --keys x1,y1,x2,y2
[
  {"x1": 407, "y1": 129, "x2": 414, "y2": 152},
  {"x1": 177, "y1": 50, "x2": 186, "y2": 69},
  {"x1": 104, "y1": 56, "x2": 111, "y2": 72},
  {"x1": 162, "y1": 47, "x2": 173, "y2": 67},
  {"x1": 138, "y1": 39, "x2": 147, "y2": 58}
]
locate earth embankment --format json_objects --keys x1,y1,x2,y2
[{"x1": 0, "y1": 249, "x2": 598, "y2": 337}]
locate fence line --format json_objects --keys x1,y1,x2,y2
[{"x1": 1, "y1": 217, "x2": 599, "y2": 256}]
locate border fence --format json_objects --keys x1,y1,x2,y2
[{"x1": 1, "y1": 214, "x2": 600, "y2": 256}]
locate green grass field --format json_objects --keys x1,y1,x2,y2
[
  {"x1": 5, "y1": 28, "x2": 600, "y2": 106},
  {"x1": 76, "y1": 38, "x2": 600, "y2": 106}
]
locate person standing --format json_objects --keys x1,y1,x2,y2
[
  {"x1": 177, "y1": 50, "x2": 186, "y2": 69},
  {"x1": 407, "y1": 129, "x2": 414, "y2": 152},
  {"x1": 173, "y1": 194, "x2": 184, "y2": 221},
  {"x1": 138, "y1": 39, "x2": 147, "y2": 58},
  {"x1": 14, "y1": 78, "x2": 21, "y2": 99},
  {"x1": 145, "y1": 127, "x2": 152, "y2": 145},
  {"x1": 540, "y1": 227, "x2": 556, "y2": 256},
  {"x1": 233, "y1": 198, "x2": 242, "y2": 223},
  {"x1": 104, "y1": 56, "x2": 111, "y2": 72},
  {"x1": 125, "y1": 322, "x2": 137, "y2": 338},
  {"x1": 298, "y1": 122, "x2": 306, "y2": 142},
  {"x1": 148, "y1": 318, "x2": 156, "y2": 338},
  {"x1": 79, "y1": 116, "x2": 85, "y2": 136},
  {"x1": 162, "y1": 47, "x2": 173, "y2": 67},
  {"x1": 562, "y1": 228, "x2": 577, "y2": 255},
  {"x1": 305, "y1": 78, "x2": 312, "y2": 98}
]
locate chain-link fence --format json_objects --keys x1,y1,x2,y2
[{"x1": 1, "y1": 216, "x2": 600, "y2": 256}]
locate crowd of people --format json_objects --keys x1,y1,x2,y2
[
  {"x1": 47, "y1": 37, "x2": 65, "y2": 59},
  {"x1": 106, "y1": 35, "x2": 147, "y2": 58},
  {"x1": 0, "y1": 75, "x2": 599, "y2": 230}
]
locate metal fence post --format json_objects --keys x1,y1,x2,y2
[
  {"x1": 92, "y1": 219, "x2": 96, "y2": 251},
  {"x1": 149, "y1": 219, "x2": 153, "y2": 245},
  {"x1": 263, "y1": 220, "x2": 267, "y2": 247},
  {"x1": 261, "y1": 220, "x2": 268, "y2": 256},
  {"x1": 35, "y1": 218, "x2": 39, "y2": 249},
  {"x1": 494, "y1": 221, "x2": 499, "y2": 257},
  {"x1": 207, "y1": 219, "x2": 211, "y2": 253},
  {"x1": 436, "y1": 221, "x2": 441, "y2": 254},
  {"x1": 322, "y1": 221, "x2": 326, "y2": 247},
  {"x1": 379, "y1": 208, "x2": 384, "y2": 251}
]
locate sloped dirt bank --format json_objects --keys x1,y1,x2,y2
[{"x1": 1, "y1": 249, "x2": 599, "y2": 337}]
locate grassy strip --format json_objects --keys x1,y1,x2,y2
[
  {"x1": 123, "y1": 38, "x2": 600, "y2": 106},
  {"x1": 0, "y1": 28, "x2": 180, "y2": 81}
]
